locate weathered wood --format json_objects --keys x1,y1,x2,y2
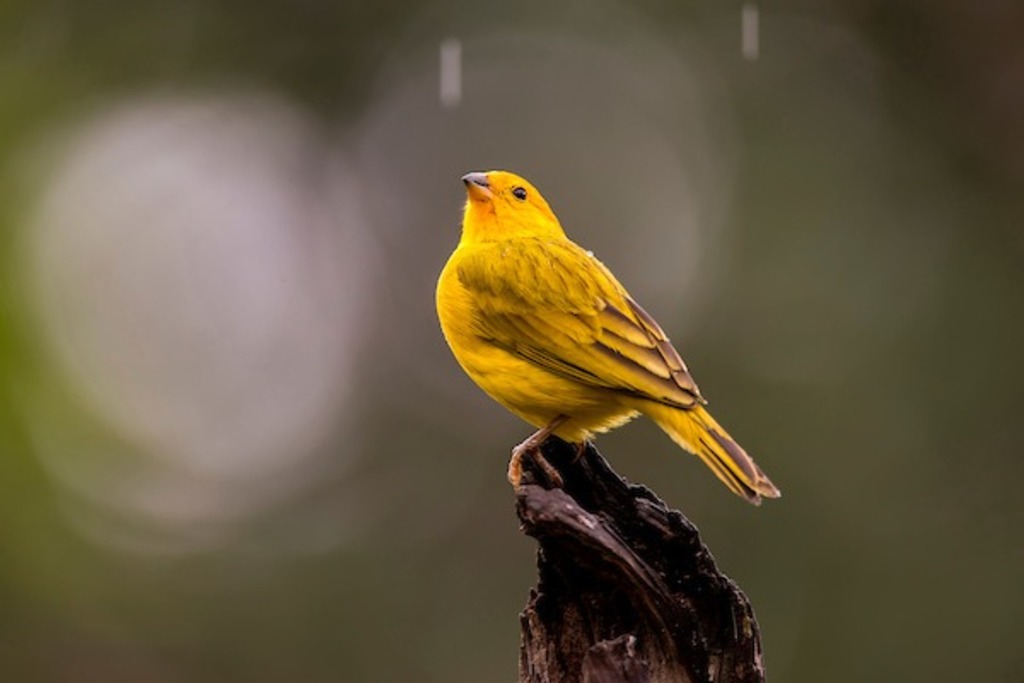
[{"x1": 516, "y1": 438, "x2": 766, "y2": 683}]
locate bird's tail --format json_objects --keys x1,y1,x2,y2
[{"x1": 641, "y1": 402, "x2": 780, "y2": 505}]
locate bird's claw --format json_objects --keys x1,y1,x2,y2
[{"x1": 508, "y1": 443, "x2": 564, "y2": 489}]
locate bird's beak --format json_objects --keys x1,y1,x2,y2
[{"x1": 462, "y1": 172, "x2": 492, "y2": 201}]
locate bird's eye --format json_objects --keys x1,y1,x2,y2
[{"x1": 512, "y1": 186, "x2": 527, "y2": 201}]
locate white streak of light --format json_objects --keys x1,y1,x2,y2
[
  {"x1": 440, "y1": 38, "x2": 462, "y2": 108},
  {"x1": 742, "y1": 4, "x2": 759, "y2": 61}
]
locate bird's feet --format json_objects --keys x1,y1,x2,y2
[
  {"x1": 572, "y1": 440, "x2": 589, "y2": 463},
  {"x1": 507, "y1": 415, "x2": 569, "y2": 488},
  {"x1": 508, "y1": 441, "x2": 564, "y2": 488}
]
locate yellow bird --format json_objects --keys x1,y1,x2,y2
[{"x1": 436, "y1": 170, "x2": 780, "y2": 504}]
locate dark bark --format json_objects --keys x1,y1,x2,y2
[{"x1": 515, "y1": 438, "x2": 767, "y2": 683}]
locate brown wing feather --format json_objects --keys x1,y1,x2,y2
[{"x1": 622, "y1": 297, "x2": 705, "y2": 404}]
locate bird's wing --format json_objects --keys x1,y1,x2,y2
[{"x1": 456, "y1": 239, "x2": 704, "y2": 408}]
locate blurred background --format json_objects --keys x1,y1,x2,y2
[{"x1": 1, "y1": 1, "x2": 1023, "y2": 681}]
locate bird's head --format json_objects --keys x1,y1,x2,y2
[{"x1": 459, "y1": 170, "x2": 565, "y2": 243}]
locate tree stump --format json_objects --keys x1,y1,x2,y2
[{"x1": 515, "y1": 438, "x2": 767, "y2": 683}]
